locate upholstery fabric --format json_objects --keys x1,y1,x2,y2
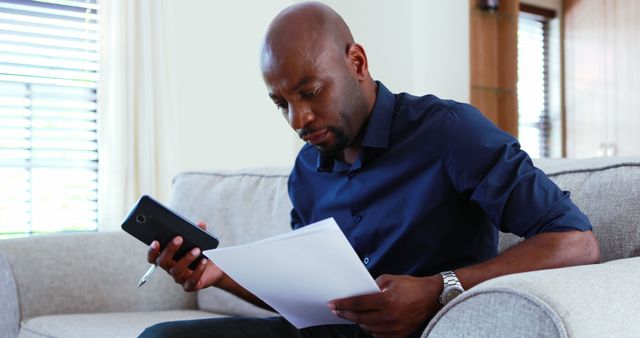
[
  {"x1": 424, "y1": 257, "x2": 640, "y2": 337},
  {"x1": 497, "y1": 158, "x2": 640, "y2": 262},
  {"x1": 169, "y1": 168, "x2": 291, "y2": 317},
  {"x1": 0, "y1": 231, "x2": 196, "y2": 322},
  {"x1": 537, "y1": 157, "x2": 640, "y2": 261},
  {"x1": 425, "y1": 290, "x2": 565, "y2": 338},
  {"x1": 18, "y1": 310, "x2": 220, "y2": 338},
  {"x1": 0, "y1": 253, "x2": 20, "y2": 338}
]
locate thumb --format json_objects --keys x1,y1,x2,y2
[
  {"x1": 196, "y1": 221, "x2": 207, "y2": 230},
  {"x1": 375, "y1": 274, "x2": 394, "y2": 291}
]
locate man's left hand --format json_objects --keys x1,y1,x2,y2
[{"x1": 329, "y1": 274, "x2": 442, "y2": 338}]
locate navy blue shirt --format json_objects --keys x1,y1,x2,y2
[{"x1": 288, "y1": 82, "x2": 591, "y2": 279}]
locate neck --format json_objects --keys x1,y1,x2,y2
[
  {"x1": 342, "y1": 145, "x2": 361, "y2": 165},
  {"x1": 340, "y1": 118, "x2": 367, "y2": 164},
  {"x1": 340, "y1": 80, "x2": 378, "y2": 165}
]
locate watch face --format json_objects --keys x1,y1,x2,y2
[{"x1": 443, "y1": 288, "x2": 463, "y2": 304}]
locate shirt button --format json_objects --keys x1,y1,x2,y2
[
  {"x1": 363, "y1": 257, "x2": 370, "y2": 265},
  {"x1": 353, "y1": 214, "x2": 362, "y2": 222}
]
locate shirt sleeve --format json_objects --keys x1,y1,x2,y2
[
  {"x1": 440, "y1": 103, "x2": 592, "y2": 238},
  {"x1": 289, "y1": 208, "x2": 304, "y2": 230}
]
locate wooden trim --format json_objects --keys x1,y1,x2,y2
[
  {"x1": 469, "y1": 0, "x2": 519, "y2": 137},
  {"x1": 520, "y1": 3, "x2": 556, "y2": 19},
  {"x1": 471, "y1": 85, "x2": 515, "y2": 95}
]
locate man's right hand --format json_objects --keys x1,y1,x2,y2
[{"x1": 147, "y1": 222, "x2": 224, "y2": 292}]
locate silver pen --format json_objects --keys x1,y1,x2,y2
[{"x1": 137, "y1": 263, "x2": 158, "y2": 288}]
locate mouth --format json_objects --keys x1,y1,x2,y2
[{"x1": 302, "y1": 129, "x2": 329, "y2": 146}]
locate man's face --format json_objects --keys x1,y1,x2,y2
[{"x1": 262, "y1": 42, "x2": 366, "y2": 154}]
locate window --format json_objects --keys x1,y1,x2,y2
[
  {"x1": 517, "y1": 4, "x2": 560, "y2": 158},
  {"x1": 0, "y1": 0, "x2": 99, "y2": 238}
]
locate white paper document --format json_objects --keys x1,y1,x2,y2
[{"x1": 203, "y1": 218, "x2": 380, "y2": 328}]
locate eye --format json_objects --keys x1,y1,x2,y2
[
  {"x1": 300, "y1": 87, "x2": 320, "y2": 99},
  {"x1": 275, "y1": 101, "x2": 288, "y2": 111}
]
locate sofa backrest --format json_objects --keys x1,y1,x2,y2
[
  {"x1": 171, "y1": 158, "x2": 640, "y2": 314},
  {"x1": 170, "y1": 168, "x2": 293, "y2": 247},
  {"x1": 170, "y1": 168, "x2": 292, "y2": 317},
  {"x1": 498, "y1": 157, "x2": 640, "y2": 262}
]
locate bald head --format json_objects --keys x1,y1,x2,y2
[
  {"x1": 260, "y1": 2, "x2": 377, "y2": 157},
  {"x1": 261, "y1": 2, "x2": 354, "y2": 73}
]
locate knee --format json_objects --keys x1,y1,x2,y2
[{"x1": 138, "y1": 322, "x2": 181, "y2": 338}]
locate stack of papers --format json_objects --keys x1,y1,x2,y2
[{"x1": 204, "y1": 218, "x2": 380, "y2": 328}]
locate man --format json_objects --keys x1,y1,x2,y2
[{"x1": 140, "y1": 2, "x2": 600, "y2": 338}]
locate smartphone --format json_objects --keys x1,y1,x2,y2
[{"x1": 121, "y1": 195, "x2": 219, "y2": 269}]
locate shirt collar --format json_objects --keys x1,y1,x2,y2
[
  {"x1": 316, "y1": 81, "x2": 395, "y2": 172},
  {"x1": 361, "y1": 81, "x2": 395, "y2": 149}
]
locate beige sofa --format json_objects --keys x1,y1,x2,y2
[{"x1": 1, "y1": 158, "x2": 639, "y2": 338}]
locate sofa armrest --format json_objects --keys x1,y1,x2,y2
[
  {"x1": 0, "y1": 253, "x2": 20, "y2": 338},
  {"x1": 422, "y1": 257, "x2": 640, "y2": 337},
  {"x1": 0, "y1": 231, "x2": 197, "y2": 328}
]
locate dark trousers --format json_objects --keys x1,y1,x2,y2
[{"x1": 139, "y1": 316, "x2": 373, "y2": 338}]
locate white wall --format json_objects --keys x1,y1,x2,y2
[
  {"x1": 318, "y1": 0, "x2": 470, "y2": 101},
  {"x1": 162, "y1": 0, "x2": 297, "y2": 181},
  {"x1": 160, "y1": 0, "x2": 469, "y2": 201},
  {"x1": 412, "y1": 0, "x2": 469, "y2": 101}
]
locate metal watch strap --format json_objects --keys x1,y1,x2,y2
[
  {"x1": 441, "y1": 271, "x2": 461, "y2": 288},
  {"x1": 439, "y1": 270, "x2": 464, "y2": 305}
]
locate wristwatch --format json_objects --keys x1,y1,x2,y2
[{"x1": 439, "y1": 271, "x2": 465, "y2": 305}]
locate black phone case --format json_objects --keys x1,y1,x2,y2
[{"x1": 121, "y1": 195, "x2": 219, "y2": 270}]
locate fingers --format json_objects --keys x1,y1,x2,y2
[
  {"x1": 170, "y1": 246, "x2": 201, "y2": 283},
  {"x1": 330, "y1": 274, "x2": 436, "y2": 338},
  {"x1": 157, "y1": 236, "x2": 182, "y2": 270},
  {"x1": 375, "y1": 274, "x2": 394, "y2": 291},
  {"x1": 146, "y1": 240, "x2": 160, "y2": 264},
  {"x1": 145, "y1": 231, "x2": 214, "y2": 292},
  {"x1": 329, "y1": 292, "x2": 387, "y2": 326},
  {"x1": 332, "y1": 309, "x2": 387, "y2": 325},
  {"x1": 196, "y1": 221, "x2": 207, "y2": 230},
  {"x1": 329, "y1": 291, "x2": 385, "y2": 312},
  {"x1": 183, "y1": 258, "x2": 208, "y2": 291}
]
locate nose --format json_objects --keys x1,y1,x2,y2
[{"x1": 288, "y1": 103, "x2": 315, "y2": 131}]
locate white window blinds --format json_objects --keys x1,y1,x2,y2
[
  {"x1": 518, "y1": 13, "x2": 549, "y2": 158},
  {"x1": 517, "y1": 4, "x2": 559, "y2": 159},
  {"x1": 0, "y1": 0, "x2": 99, "y2": 238}
]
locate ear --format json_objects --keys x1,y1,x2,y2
[{"x1": 347, "y1": 43, "x2": 369, "y2": 81}]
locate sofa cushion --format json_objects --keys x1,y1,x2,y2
[
  {"x1": 170, "y1": 168, "x2": 290, "y2": 317},
  {"x1": 18, "y1": 310, "x2": 221, "y2": 338},
  {"x1": 498, "y1": 157, "x2": 640, "y2": 262}
]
